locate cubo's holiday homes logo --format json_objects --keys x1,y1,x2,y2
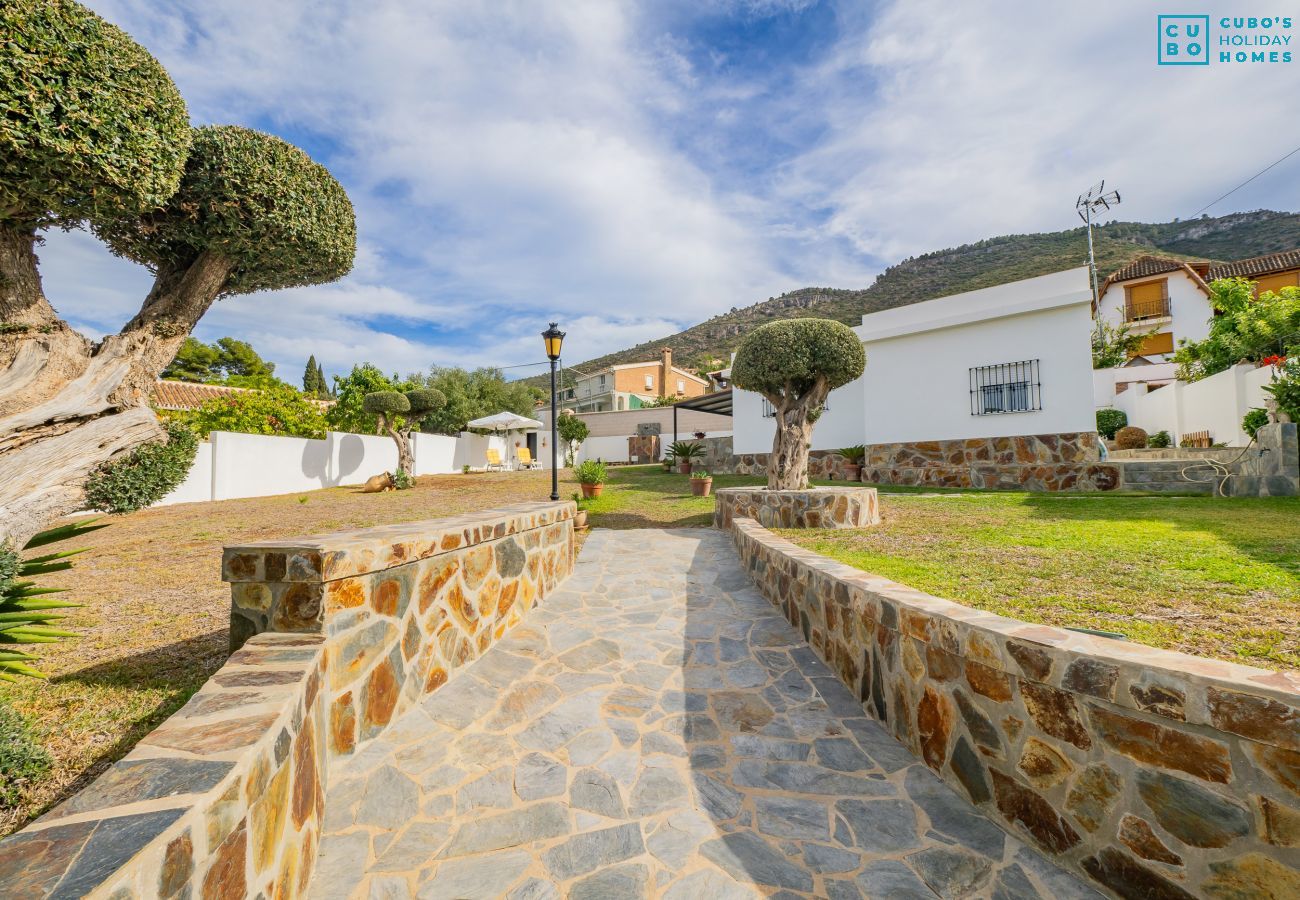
[{"x1": 1158, "y1": 14, "x2": 1293, "y2": 65}]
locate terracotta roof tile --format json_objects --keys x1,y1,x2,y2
[
  {"x1": 1207, "y1": 248, "x2": 1300, "y2": 280},
  {"x1": 1105, "y1": 256, "x2": 1186, "y2": 283},
  {"x1": 150, "y1": 380, "x2": 252, "y2": 410}
]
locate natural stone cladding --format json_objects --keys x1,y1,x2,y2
[
  {"x1": 0, "y1": 633, "x2": 327, "y2": 900},
  {"x1": 222, "y1": 501, "x2": 576, "y2": 759},
  {"x1": 711, "y1": 432, "x2": 1124, "y2": 491},
  {"x1": 714, "y1": 486, "x2": 880, "y2": 530},
  {"x1": 0, "y1": 502, "x2": 573, "y2": 900},
  {"x1": 727, "y1": 516, "x2": 1300, "y2": 897}
]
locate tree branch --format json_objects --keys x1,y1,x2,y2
[{"x1": 0, "y1": 224, "x2": 59, "y2": 330}]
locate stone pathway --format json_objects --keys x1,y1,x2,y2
[{"x1": 311, "y1": 529, "x2": 1101, "y2": 899}]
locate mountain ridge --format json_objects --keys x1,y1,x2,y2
[{"x1": 543, "y1": 209, "x2": 1300, "y2": 384}]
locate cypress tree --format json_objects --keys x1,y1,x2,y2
[{"x1": 303, "y1": 355, "x2": 321, "y2": 395}]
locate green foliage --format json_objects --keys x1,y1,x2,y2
[
  {"x1": 1243, "y1": 408, "x2": 1270, "y2": 439},
  {"x1": 83, "y1": 421, "x2": 198, "y2": 514},
  {"x1": 1264, "y1": 357, "x2": 1300, "y2": 423},
  {"x1": 185, "y1": 382, "x2": 327, "y2": 438},
  {"x1": 363, "y1": 390, "x2": 410, "y2": 417},
  {"x1": 0, "y1": 701, "x2": 51, "y2": 807},
  {"x1": 837, "y1": 445, "x2": 866, "y2": 465},
  {"x1": 1095, "y1": 408, "x2": 1128, "y2": 439},
  {"x1": 574, "y1": 460, "x2": 608, "y2": 484},
  {"x1": 413, "y1": 367, "x2": 541, "y2": 435},
  {"x1": 669, "y1": 441, "x2": 703, "y2": 461},
  {"x1": 96, "y1": 125, "x2": 356, "y2": 296},
  {"x1": 328, "y1": 364, "x2": 405, "y2": 434},
  {"x1": 302, "y1": 355, "x2": 330, "y2": 398},
  {"x1": 391, "y1": 469, "x2": 414, "y2": 490},
  {"x1": 1091, "y1": 320, "x2": 1145, "y2": 368},
  {"x1": 0, "y1": 0, "x2": 190, "y2": 228},
  {"x1": 163, "y1": 336, "x2": 277, "y2": 384},
  {"x1": 0, "y1": 518, "x2": 106, "y2": 682},
  {"x1": 405, "y1": 388, "x2": 446, "y2": 418},
  {"x1": 1147, "y1": 430, "x2": 1172, "y2": 449},
  {"x1": 690, "y1": 469, "x2": 712, "y2": 480},
  {"x1": 643, "y1": 395, "x2": 681, "y2": 407},
  {"x1": 1115, "y1": 426, "x2": 1148, "y2": 450},
  {"x1": 1174, "y1": 279, "x2": 1300, "y2": 380},
  {"x1": 731, "y1": 318, "x2": 865, "y2": 403},
  {"x1": 557, "y1": 414, "x2": 589, "y2": 466}
]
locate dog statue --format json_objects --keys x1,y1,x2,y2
[{"x1": 361, "y1": 472, "x2": 396, "y2": 493}]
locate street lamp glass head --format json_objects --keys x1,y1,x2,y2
[{"x1": 542, "y1": 323, "x2": 566, "y2": 360}]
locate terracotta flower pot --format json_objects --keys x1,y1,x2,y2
[
  {"x1": 678, "y1": 461, "x2": 693, "y2": 475},
  {"x1": 843, "y1": 464, "x2": 862, "y2": 482},
  {"x1": 574, "y1": 510, "x2": 589, "y2": 529},
  {"x1": 690, "y1": 477, "x2": 713, "y2": 497},
  {"x1": 580, "y1": 482, "x2": 603, "y2": 498}
]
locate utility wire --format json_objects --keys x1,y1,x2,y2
[{"x1": 1193, "y1": 141, "x2": 1300, "y2": 216}]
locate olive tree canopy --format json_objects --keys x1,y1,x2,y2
[
  {"x1": 731, "y1": 318, "x2": 865, "y2": 490},
  {"x1": 0, "y1": 1, "x2": 357, "y2": 548},
  {"x1": 363, "y1": 389, "x2": 447, "y2": 476},
  {"x1": 0, "y1": 0, "x2": 191, "y2": 230}
]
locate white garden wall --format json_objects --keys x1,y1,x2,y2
[
  {"x1": 1106, "y1": 363, "x2": 1274, "y2": 446},
  {"x1": 156, "y1": 429, "x2": 474, "y2": 506}
]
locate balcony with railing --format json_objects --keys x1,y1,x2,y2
[{"x1": 1124, "y1": 296, "x2": 1171, "y2": 322}]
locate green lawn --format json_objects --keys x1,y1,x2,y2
[{"x1": 778, "y1": 493, "x2": 1300, "y2": 671}]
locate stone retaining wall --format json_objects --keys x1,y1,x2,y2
[
  {"x1": 706, "y1": 433, "x2": 1124, "y2": 491},
  {"x1": 223, "y1": 501, "x2": 575, "y2": 758},
  {"x1": 0, "y1": 502, "x2": 574, "y2": 899},
  {"x1": 728, "y1": 516, "x2": 1300, "y2": 897},
  {"x1": 0, "y1": 633, "x2": 327, "y2": 900},
  {"x1": 713, "y1": 486, "x2": 880, "y2": 529}
]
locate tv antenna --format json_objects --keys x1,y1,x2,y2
[{"x1": 1076, "y1": 180, "x2": 1121, "y2": 303}]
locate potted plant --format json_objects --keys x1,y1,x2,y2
[
  {"x1": 570, "y1": 492, "x2": 589, "y2": 529},
  {"x1": 662, "y1": 451, "x2": 676, "y2": 472},
  {"x1": 574, "y1": 460, "x2": 607, "y2": 498},
  {"x1": 690, "y1": 468, "x2": 713, "y2": 497},
  {"x1": 836, "y1": 445, "x2": 866, "y2": 481},
  {"x1": 693, "y1": 431, "x2": 706, "y2": 440},
  {"x1": 669, "y1": 440, "x2": 703, "y2": 474}
]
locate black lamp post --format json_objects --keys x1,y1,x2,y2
[{"x1": 541, "y1": 322, "x2": 565, "y2": 501}]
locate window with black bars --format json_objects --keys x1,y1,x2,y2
[
  {"x1": 969, "y1": 360, "x2": 1041, "y2": 416},
  {"x1": 761, "y1": 397, "x2": 829, "y2": 418}
]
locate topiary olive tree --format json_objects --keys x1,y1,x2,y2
[
  {"x1": 731, "y1": 318, "x2": 865, "y2": 490},
  {"x1": 363, "y1": 388, "x2": 446, "y2": 478},
  {"x1": 0, "y1": 1, "x2": 356, "y2": 547}
]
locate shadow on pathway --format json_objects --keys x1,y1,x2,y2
[{"x1": 309, "y1": 528, "x2": 1101, "y2": 899}]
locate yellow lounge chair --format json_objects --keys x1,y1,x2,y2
[
  {"x1": 517, "y1": 447, "x2": 540, "y2": 469},
  {"x1": 485, "y1": 448, "x2": 506, "y2": 471}
]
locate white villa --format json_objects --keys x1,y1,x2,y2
[{"x1": 732, "y1": 267, "x2": 1097, "y2": 460}]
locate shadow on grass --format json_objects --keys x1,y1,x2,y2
[{"x1": 56, "y1": 630, "x2": 229, "y2": 691}]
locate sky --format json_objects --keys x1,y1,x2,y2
[{"x1": 36, "y1": 0, "x2": 1300, "y2": 384}]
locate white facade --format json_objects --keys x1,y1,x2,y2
[
  {"x1": 1095, "y1": 265, "x2": 1212, "y2": 362},
  {"x1": 1104, "y1": 363, "x2": 1274, "y2": 447},
  {"x1": 733, "y1": 268, "x2": 1097, "y2": 453}
]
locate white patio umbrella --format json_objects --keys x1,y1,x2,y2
[{"x1": 466, "y1": 411, "x2": 544, "y2": 468}]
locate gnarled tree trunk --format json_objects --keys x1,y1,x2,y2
[
  {"x1": 765, "y1": 377, "x2": 829, "y2": 490},
  {"x1": 376, "y1": 414, "x2": 414, "y2": 475},
  {"x1": 0, "y1": 231, "x2": 233, "y2": 548}
]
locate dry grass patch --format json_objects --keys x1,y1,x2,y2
[{"x1": 0, "y1": 470, "x2": 570, "y2": 835}]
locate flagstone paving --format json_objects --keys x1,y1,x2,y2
[{"x1": 311, "y1": 528, "x2": 1101, "y2": 899}]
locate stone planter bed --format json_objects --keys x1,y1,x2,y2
[
  {"x1": 713, "y1": 486, "x2": 881, "y2": 530},
  {"x1": 726, "y1": 514, "x2": 1300, "y2": 897}
]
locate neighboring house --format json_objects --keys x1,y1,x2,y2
[
  {"x1": 732, "y1": 267, "x2": 1101, "y2": 488},
  {"x1": 559, "y1": 348, "x2": 709, "y2": 412},
  {"x1": 1095, "y1": 248, "x2": 1300, "y2": 364}
]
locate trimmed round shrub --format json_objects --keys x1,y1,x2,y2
[
  {"x1": 83, "y1": 421, "x2": 198, "y2": 514},
  {"x1": 0, "y1": 0, "x2": 190, "y2": 227},
  {"x1": 96, "y1": 125, "x2": 356, "y2": 296},
  {"x1": 362, "y1": 391, "x2": 410, "y2": 417},
  {"x1": 731, "y1": 318, "x2": 865, "y2": 401},
  {"x1": 405, "y1": 388, "x2": 446, "y2": 417},
  {"x1": 1147, "y1": 430, "x2": 1172, "y2": 449},
  {"x1": 1243, "y1": 408, "x2": 1270, "y2": 440},
  {"x1": 1095, "y1": 408, "x2": 1127, "y2": 440},
  {"x1": 1115, "y1": 425, "x2": 1148, "y2": 450}
]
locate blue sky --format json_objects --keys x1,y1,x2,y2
[{"x1": 39, "y1": 0, "x2": 1300, "y2": 383}]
